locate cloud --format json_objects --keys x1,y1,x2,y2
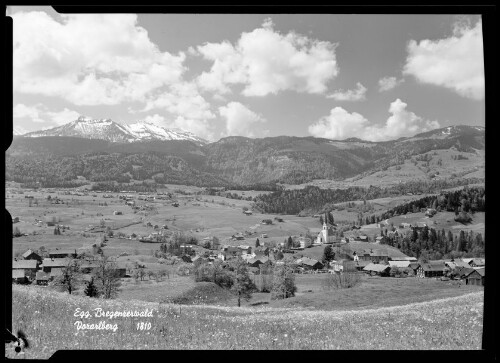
[
  {"x1": 218, "y1": 102, "x2": 266, "y2": 137},
  {"x1": 196, "y1": 18, "x2": 339, "y2": 96},
  {"x1": 13, "y1": 103, "x2": 81, "y2": 127},
  {"x1": 13, "y1": 103, "x2": 45, "y2": 123},
  {"x1": 403, "y1": 19, "x2": 484, "y2": 100},
  {"x1": 143, "y1": 82, "x2": 215, "y2": 121},
  {"x1": 327, "y1": 82, "x2": 367, "y2": 101},
  {"x1": 308, "y1": 99, "x2": 440, "y2": 141},
  {"x1": 378, "y1": 76, "x2": 404, "y2": 92},
  {"x1": 12, "y1": 11, "x2": 186, "y2": 105}
]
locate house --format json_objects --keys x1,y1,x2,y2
[
  {"x1": 13, "y1": 259, "x2": 38, "y2": 280},
  {"x1": 22, "y1": 249, "x2": 42, "y2": 263},
  {"x1": 49, "y1": 249, "x2": 77, "y2": 258},
  {"x1": 12, "y1": 270, "x2": 27, "y2": 284},
  {"x1": 399, "y1": 223, "x2": 411, "y2": 229},
  {"x1": 35, "y1": 271, "x2": 50, "y2": 285},
  {"x1": 261, "y1": 219, "x2": 273, "y2": 225},
  {"x1": 362, "y1": 263, "x2": 390, "y2": 276},
  {"x1": 40, "y1": 258, "x2": 70, "y2": 273},
  {"x1": 465, "y1": 268, "x2": 485, "y2": 286},
  {"x1": 354, "y1": 235, "x2": 368, "y2": 242},
  {"x1": 113, "y1": 211, "x2": 123, "y2": 215},
  {"x1": 243, "y1": 210, "x2": 253, "y2": 215},
  {"x1": 425, "y1": 208, "x2": 437, "y2": 217},
  {"x1": 375, "y1": 236, "x2": 384, "y2": 244},
  {"x1": 248, "y1": 256, "x2": 269, "y2": 268},
  {"x1": 417, "y1": 261, "x2": 446, "y2": 278},
  {"x1": 300, "y1": 257, "x2": 324, "y2": 270},
  {"x1": 80, "y1": 261, "x2": 101, "y2": 274},
  {"x1": 12, "y1": 216, "x2": 20, "y2": 223},
  {"x1": 232, "y1": 233, "x2": 245, "y2": 240},
  {"x1": 411, "y1": 222, "x2": 427, "y2": 231},
  {"x1": 354, "y1": 260, "x2": 371, "y2": 271},
  {"x1": 369, "y1": 250, "x2": 389, "y2": 264},
  {"x1": 469, "y1": 258, "x2": 485, "y2": 267},
  {"x1": 389, "y1": 256, "x2": 417, "y2": 262},
  {"x1": 408, "y1": 262, "x2": 421, "y2": 275},
  {"x1": 388, "y1": 260, "x2": 411, "y2": 269}
]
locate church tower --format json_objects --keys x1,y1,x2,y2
[{"x1": 321, "y1": 219, "x2": 328, "y2": 244}]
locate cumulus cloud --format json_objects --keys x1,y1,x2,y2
[
  {"x1": 378, "y1": 76, "x2": 404, "y2": 92},
  {"x1": 327, "y1": 82, "x2": 367, "y2": 101},
  {"x1": 308, "y1": 99, "x2": 440, "y2": 141},
  {"x1": 218, "y1": 102, "x2": 266, "y2": 137},
  {"x1": 12, "y1": 11, "x2": 186, "y2": 105},
  {"x1": 403, "y1": 19, "x2": 484, "y2": 100},
  {"x1": 195, "y1": 18, "x2": 339, "y2": 97},
  {"x1": 13, "y1": 103, "x2": 81, "y2": 128},
  {"x1": 13, "y1": 103, "x2": 45, "y2": 123}
]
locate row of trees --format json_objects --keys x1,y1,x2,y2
[
  {"x1": 193, "y1": 258, "x2": 297, "y2": 306},
  {"x1": 252, "y1": 180, "x2": 483, "y2": 215},
  {"x1": 380, "y1": 226, "x2": 485, "y2": 260},
  {"x1": 52, "y1": 257, "x2": 122, "y2": 299}
]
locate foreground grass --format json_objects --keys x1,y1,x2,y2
[{"x1": 8, "y1": 285, "x2": 483, "y2": 357}]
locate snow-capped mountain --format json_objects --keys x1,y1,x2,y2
[{"x1": 21, "y1": 116, "x2": 208, "y2": 145}]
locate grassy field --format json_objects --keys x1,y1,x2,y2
[{"x1": 8, "y1": 284, "x2": 483, "y2": 357}]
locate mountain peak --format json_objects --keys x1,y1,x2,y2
[{"x1": 23, "y1": 117, "x2": 208, "y2": 145}]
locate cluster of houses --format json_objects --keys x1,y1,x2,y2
[{"x1": 12, "y1": 248, "x2": 126, "y2": 285}]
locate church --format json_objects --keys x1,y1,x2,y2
[{"x1": 315, "y1": 219, "x2": 337, "y2": 245}]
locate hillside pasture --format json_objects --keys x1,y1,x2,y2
[{"x1": 9, "y1": 285, "x2": 483, "y2": 357}]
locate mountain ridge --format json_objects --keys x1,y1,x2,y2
[{"x1": 22, "y1": 116, "x2": 208, "y2": 145}]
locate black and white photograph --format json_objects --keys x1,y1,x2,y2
[{"x1": 4, "y1": 5, "x2": 491, "y2": 357}]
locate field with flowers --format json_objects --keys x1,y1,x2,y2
[{"x1": 8, "y1": 284, "x2": 483, "y2": 357}]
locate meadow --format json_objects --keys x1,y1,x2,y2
[{"x1": 8, "y1": 284, "x2": 483, "y2": 357}]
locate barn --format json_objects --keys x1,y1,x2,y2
[
  {"x1": 417, "y1": 261, "x2": 446, "y2": 278},
  {"x1": 49, "y1": 249, "x2": 77, "y2": 258},
  {"x1": 362, "y1": 263, "x2": 390, "y2": 276},
  {"x1": 12, "y1": 270, "x2": 27, "y2": 284},
  {"x1": 22, "y1": 249, "x2": 42, "y2": 263},
  {"x1": 465, "y1": 268, "x2": 485, "y2": 286}
]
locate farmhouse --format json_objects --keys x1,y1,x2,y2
[
  {"x1": 465, "y1": 268, "x2": 485, "y2": 286},
  {"x1": 232, "y1": 233, "x2": 245, "y2": 240},
  {"x1": 248, "y1": 256, "x2": 269, "y2": 268},
  {"x1": 113, "y1": 211, "x2": 123, "y2": 215},
  {"x1": 300, "y1": 257, "x2": 324, "y2": 271},
  {"x1": 49, "y1": 249, "x2": 77, "y2": 258},
  {"x1": 363, "y1": 263, "x2": 390, "y2": 276},
  {"x1": 40, "y1": 258, "x2": 70, "y2": 273},
  {"x1": 12, "y1": 270, "x2": 27, "y2": 284},
  {"x1": 13, "y1": 259, "x2": 38, "y2": 274},
  {"x1": 388, "y1": 260, "x2": 411, "y2": 269},
  {"x1": 261, "y1": 219, "x2": 273, "y2": 225},
  {"x1": 35, "y1": 271, "x2": 50, "y2": 285},
  {"x1": 243, "y1": 210, "x2": 253, "y2": 215},
  {"x1": 22, "y1": 249, "x2": 42, "y2": 263},
  {"x1": 417, "y1": 261, "x2": 446, "y2": 278},
  {"x1": 425, "y1": 208, "x2": 437, "y2": 217},
  {"x1": 399, "y1": 222, "x2": 411, "y2": 229},
  {"x1": 354, "y1": 260, "x2": 371, "y2": 271}
]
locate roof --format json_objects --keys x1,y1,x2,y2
[
  {"x1": 49, "y1": 249, "x2": 76, "y2": 256},
  {"x1": 408, "y1": 262, "x2": 421, "y2": 270},
  {"x1": 474, "y1": 268, "x2": 485, "y2": 277},
  {"x1": 354, "y1": 260, "x2": 371, "y2": 268},
  {"x1": 456, "y1": 266, "x2": 475, "y2": 277},
  {"x1": 389, "y1": 261, "x2": 411, "y2": 268},
  {"x1": 461, "y1": 258, "x2": 474, "y2": 264},
  {"x1": 363, "y1": 263, "x2": 390, "y2": 273},
  {"x1": 41, "y1": 258, "x2": 71, "y2": 268},
  {"x1": 390, "y1": 256, "x2": 417, "y2": 261},
  {"x1": 471, "y1": 258, "x2": 485, "y2": 266},
  {"x1": 22, "y1": 249, "x2": 38, "y2": 258},
  {"x1": 50, "y1": 268, "x2": 64, "y2": 277},
  {"x1": 12, "y1": 260, "x2": 38, "y2": 269},
  {"x1": 12, "y1": 270, "x2": 25, "y2": 279},
  {"x1": 419, "y1": 262, "x2": 446, "y2": 272},
  {"x1": 301, "y1": 257, "x2": 323, "y2": 267},
  {"x1": 453, "y1": 260, "x2": 470, "y2": 268}
]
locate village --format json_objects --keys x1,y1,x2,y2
[{"x1": 9, "y1": 184, "x2": 485, "y2": 299}]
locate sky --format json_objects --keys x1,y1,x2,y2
[{"x1": 8, "y1": 7, "x2": 485, "y2": 142}]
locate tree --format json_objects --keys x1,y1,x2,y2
[
  {"x1": 84, "y1": 276, "x2": 100, "y2": 297},
  {"x1": 328, "y1": 211, "x2": 334, "y2": 225},
  {"x1": 287, "y1": 236, "x2": 293, "y2": 249},
  {"x1": 271, "y1": 258, "x2": 297, "y2": 300},
  {"x1": 13, "y1": 227, "x2": 22, "y2": 237},
  {"x1": 228, "y1": 258, "x2": 255, "y2": 307},
  {"x1": 52, "y1": 258, "x2": 81, "y2": 294},
  {"x1": 255, "y1": 238, "x2": 260, "y2": 247},
  {"x1": 94, "y1": 257, "x2": 122, "y2": 299},
  {"x1": 322, "y1": 245, "x2": 335, "y2": 266},
  {"x1": 319, "y1": 215, "x2": 324, "y2": 225}
]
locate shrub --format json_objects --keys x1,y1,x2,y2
[{"x1": 322, "y1": 272, "x2": 362, "y2": 290}]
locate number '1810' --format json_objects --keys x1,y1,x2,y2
[{"x1": 136, "y1": 322, "x2": 151, "y2": 330}]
